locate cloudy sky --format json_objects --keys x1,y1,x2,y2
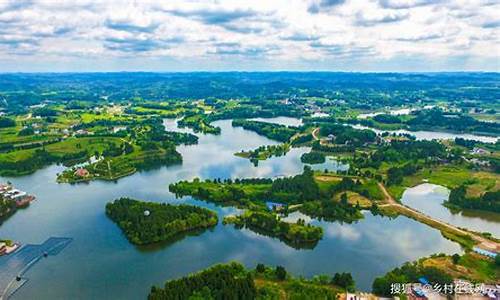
[{"x1": 0, "y1": 0, "x2": 498, "y2": 72}]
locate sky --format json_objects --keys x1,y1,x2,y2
[{"x1": 0, "y1": 0, "x2": 499, "y2": 72}]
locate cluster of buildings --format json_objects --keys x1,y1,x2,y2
[
  {"x1": 471, "y1": 147, "x2": 490, "y2": 156},
  {"x1": 390, "y1": 279, "x2": 499, "y2": 300},
  {"x1": 266, "y1": 201, "x2": 286, "y2": 212},
  {"x1": 0, "y1": 241, "x2": 18, "y2": 256},
  {"x1": 74, "y1": 168, "x2": 90, "y2": 177},
  {"x1": 0, "y1": 183, "x2": 35, "y2": 207}
]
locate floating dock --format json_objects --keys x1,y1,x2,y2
[{"x1": 0, "y1": 237, "x2": 72, "y2": 299}]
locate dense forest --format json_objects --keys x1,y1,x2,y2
[
  {"x1": 149, "y1": 262, "x2": 350, "y2": 299},
  {"x1": 105, "y1": 198, "x2": 218, "y2": 245},
  {"x1": 270, "y1": 166, "x2": 320, "y2": 202},
  {"x1": 300, "y1": 199, "x2": 365, "y2": 223},
  {"x1": 149, "y1": 262, "x2": 256, "y2": 300},
  {"x1": 170, "y1": 167, "x2": 323, "y2": 206}
]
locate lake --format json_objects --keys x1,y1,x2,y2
[
  {"x1": 357, "y1": 107, "x2": 416, "y2": 119},
  {"x1": 0, "y1": 118, "x2": 462, "y2": 299},
  {"x1": 249, "y1": 116, "x2": 303, "y2": 127},
  {"x1": 351, "y1": 124, "x2": 499, "y2": 143},
  {"x1": 355, "y1": 106, "x2": 498, "y2": 143},
  {"x1": 401, "y1": 183, "x2": 500, "y2": 238}
]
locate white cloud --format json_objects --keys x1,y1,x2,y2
[{"x1": 0, "y1": 0, "x2": 498, "y2": 71}]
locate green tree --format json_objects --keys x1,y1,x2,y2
[
  {"x1": 256, "y1": 263, "x2": 266, "y2": 273},
  {"x1": 332, "y1": 272, "x2": 355, "y2": 292},
  {"x1": 340, "y1": 193, "x2": 348, "y2": 205},
  {"x1": 275, "y1": 266, "x2": 287, "y2": 280}
]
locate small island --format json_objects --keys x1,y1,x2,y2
[
  {"x1": 224, "y1": 210, "x2": 323, "y2": 247},
  {"x1": 235, "y1": 143, "x2": 290, "y2": 164},
  {"x1": 300, "y1": 151, "x2": 326, "y2": 164},
  {"x1": 105, "y1": 198, "x2": 218, "y2": 245}
]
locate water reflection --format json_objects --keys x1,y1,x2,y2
[
  {"x1": 0, "y1": 117, "x2": 463, "y2": 299},
  {"x1": 351, "y1": 124, "x2": 498, "y2": 143},
  {"x1": 401, "y1": 183, "x2": 500, "y2": 238},
  {"x1": 249, "y1": 116, "x2": 303, "y2": 127}
]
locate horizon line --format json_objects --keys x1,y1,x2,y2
[{"x1": 0, "y1": 70, "x2": 499, "y2": 74}]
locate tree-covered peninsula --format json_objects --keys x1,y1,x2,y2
[
  {"x1": 231, "y1": 119, "x2": 300, "y2": 142},
  {"x1": 169, "y1": 167, "x2": 381, "y2": 224},
  {"x1": 149, "y1": 262, "x2": 347, "y2": 300},
  {"x1": 105, "y1": 198, "x2": 218, "y2": 245},
  {"x1": 0, "y1": 103, "x2": 199, "y2": 181}
]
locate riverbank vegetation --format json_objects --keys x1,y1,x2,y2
[
  {"x1": 353, "y1": 108, "x2": 500, "y2": 136},
  {"x1": 178, "y1": 113, "x2": 221, "y2": 134},
  {"x1": 105, "y1": 198, "x2": 218, "y2": 245},
  {"x1": 149, "y1": 262, "x2": 348, "y2": 300},
  {"x1": 149, "y1": 262, "x2": 256, "y2": 300},
  {"x1": 232, "y1": 119, "x2": 300, "y2": 142},
  {"x1": 170, "y1": 167, "x2": 326, "y2": 207},
  {"x1": 0, "y1": 194, "x2": 17, "y2": 225}
]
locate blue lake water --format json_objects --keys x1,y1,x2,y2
[{"x1": 0, "y1": 119, "x2": 464, "y2": 299}]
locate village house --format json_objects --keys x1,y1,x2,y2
[
  {"x1": 471, "y1": 147, "x2": 489, "y2": 155},
  {"x1": 74, "y1": 168, "x2": 90, "y2": 177},
  {"x1": 75, "y1": 129, "x2": 90, "y2": 135},
  {"x1": 266, "y1": 201, "x2": 286, "y2": 212},
  {"x1": 469, "y1": 158, "x2": 491, "y2": 167},
  {"x1": 0, "y1": 183, "x2": 35, "y2": 207}
]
